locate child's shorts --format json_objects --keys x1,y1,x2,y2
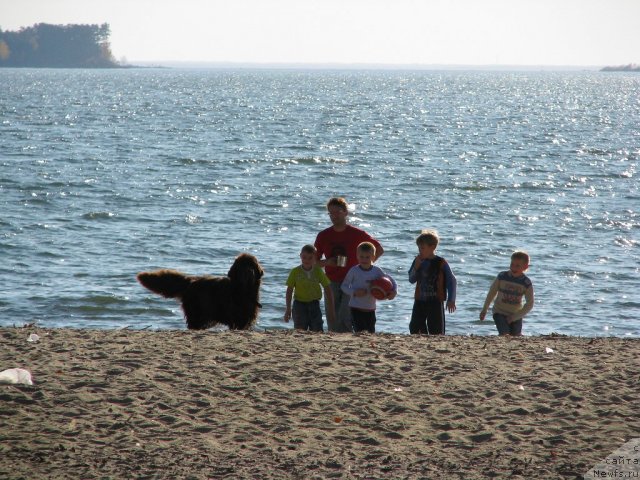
[
  {"x1": 493, "y1": 313, "x2": 523, "y2": 336},
  {"x1": 293, "y1": 299, "x2": 323, "y2": 332}
]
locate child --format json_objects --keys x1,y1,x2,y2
[
  {"x1": 408, "y1": 230, "x2": 457, "y2": 335},
  {"x1": 341, "y1": 242, "x2": 397, "y2": 333},
  {"x1": 480, "y1": 251, "x2": 534, "y2": 336},
  {"x1": 284, "y1": 244, "x2": 336, "y2": 332}
]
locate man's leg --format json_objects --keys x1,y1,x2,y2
[{"x1": 328, "y1": 281, "x2": 352, "y2": 333}]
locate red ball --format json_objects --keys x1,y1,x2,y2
[{"x1": 370, "y1": 276, "x2": 394, "y2": 300}]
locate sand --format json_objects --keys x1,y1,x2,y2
[{"x1": 0, "y1": 327, "x2": 638, "y2": 479}]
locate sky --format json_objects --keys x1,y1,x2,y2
[{"x1": 1, "y1": 0, "x2": 639, "y2": 67}]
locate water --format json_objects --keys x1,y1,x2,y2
[{"x1": 1, "y1": 68, "x2": 638, "y2": 336}]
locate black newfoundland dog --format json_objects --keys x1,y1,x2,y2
[{"x1": 136, "y1": 253, "x2": 264, "y2": 330}]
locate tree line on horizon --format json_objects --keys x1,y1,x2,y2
[{"x1": 0, "y1": 23, "x2": 119, "y2": 68}]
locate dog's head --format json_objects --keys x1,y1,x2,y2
[{"x1": 228, "y1": 253, "x2": 264, "y2": 290}]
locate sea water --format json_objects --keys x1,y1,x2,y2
[{"x1": 1, "y1": 68, "x2": 638, "y2": 336}]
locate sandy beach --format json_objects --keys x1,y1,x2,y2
[{"x1": 1, "y1": 327, "x2": 638, "y2": 479}]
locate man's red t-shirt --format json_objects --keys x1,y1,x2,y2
[{"x1": 314, "y1": 225, "x2": 383, "y2": 282}]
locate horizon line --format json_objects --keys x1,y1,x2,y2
[{"x1": 126, "y1": 61, "x2": 607, "y2": 71}]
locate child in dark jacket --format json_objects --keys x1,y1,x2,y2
[{"x1": 408, "y1": 230, "x2": 457, "y2": 335}]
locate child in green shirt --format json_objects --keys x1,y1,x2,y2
[{"x1": 284, "y1": 245, "x2": 336, "y2": 332}]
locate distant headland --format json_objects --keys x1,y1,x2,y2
[
  {"x1": 0, "y1": 23, "x2": 121, "y2": 68},
  {"x1": 600, "y1": 63, "x2": 640, "y2": 72}
]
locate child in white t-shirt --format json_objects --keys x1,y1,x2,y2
[{"x1": 341, "y1": 242, "x2": 397, "y2": 333}]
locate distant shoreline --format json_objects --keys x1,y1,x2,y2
[
  {"x1": 0, "y1": 64, "x2": 159, "y2": 70},
  {"x1": 0, "y1": 23, "x2": 119, "y2": 69},
  {"x1": 600, "y1": 63, "x2": 640, "y2": 72},
  {"x1": 131, "y1": 61, "x2": 604, "y2": 71},
  {"x1": 0, "y1": 61, "x2": 621, "y2": 72}
]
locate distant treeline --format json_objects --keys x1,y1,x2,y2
[
  {"x1": 600, "y1": 64, "x2": 640, "y2": 72},
  {"x1": 0, "y1": 23, "x2": 119, "y2": 68}
]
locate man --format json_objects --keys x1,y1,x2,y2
[{"x1": 314, "y1": 197, "x2": 384, "y2": 332}]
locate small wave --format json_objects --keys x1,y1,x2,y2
[
  {"x1": 457, "y1": 184, "x2": 492, "y2": 192},
  {"x1": 82, "y1": 211, "x2": 116, "y2": 220},
  {"x1": 577, "y1": 147, "x2": 613, "y2": 156},
  {"x1": 24, "y1": 196, "x2": 52, "y2": 206},
  {"x1": 64, "y1": 297, "x2": 177, "y2": 317},
  {"x1": 118, "y1": 307, "x2": 177, "y2": 317},
  {"x1": 36, "y1": 250, "x2": 64, "y2": 259},
  {"x1": 614, "y1": 237, "x2": 638, "y2": 248},
  {"x1": 283, "y1": 157, "x2": 350, "y2": 165},
  {"x1": 63, "y1": 295, "x2": 131, "y2": 307},
  {"x1": 185, "y1": 214, "x2": 202, "y2": 224},
  {"x1": 72, "y1": 304, "x2": 120, "y2": 313},
  {"x1": 616, "y1": 301, "x2": 640, "y2": 309},
  {"x1": 174, "y1": 157, "x2": 217, "y2": 165}
]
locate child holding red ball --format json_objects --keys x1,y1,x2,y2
[{"x1": 341, "y1": 242, "x2": 397, "y2": 333}]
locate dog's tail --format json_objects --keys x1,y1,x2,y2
[{"x1": 136, "y1": 269, "x2": 192, "y2": 299}]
